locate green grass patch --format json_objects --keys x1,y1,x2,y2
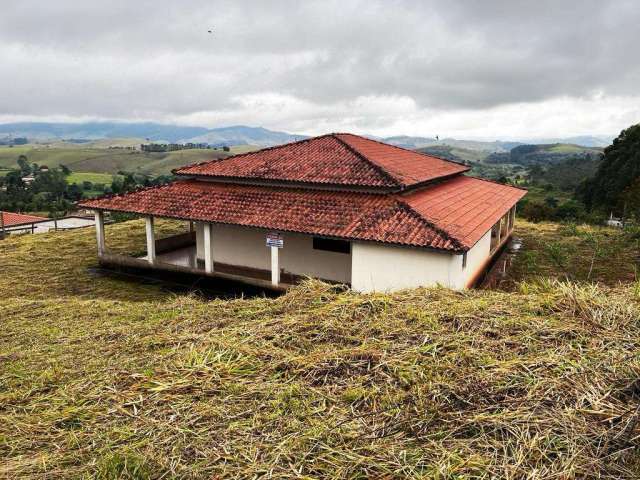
[
  {"x1": 67, "y1": 172, "x2": 118, "y2": 185},
  {"x1": 0, "y1": 146, "x2": 231, "y2": 175},
  {"x1": 507, "y1": 220, "x2": 640, "y2": 287}
]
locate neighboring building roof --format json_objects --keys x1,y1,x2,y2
[
  {"x1": 403, "y1": 176, "x2": 527, "y2": 248},
  {"x1": 174, "y1": 133, "x2": 469, "y2": 190},
  {"x1": 1, "y1": 211, "x2": 48, "y2": 228},
  {"x1": 79, "y1": 176, "x2": 526, "y2": 252}
]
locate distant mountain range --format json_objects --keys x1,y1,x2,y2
[
  {"x1": 0, "y1": 122, "x2": 307, "y2": 147},
  {"x1": 0, "y1": 121, "x2": 614, "y2": 150}
]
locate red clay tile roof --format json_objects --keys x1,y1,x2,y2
[
  {"x1": 174, "y1": 133, "x2": 469, "y2": 189},
  {"x1": 1, "y1": 211, "x2": 48, "y2": 227},
  {"x1": 334, "y1": 134, "x2": 469, "y2": 186},
  {"x1": 403, "y1": 176, "x2": 527, "y2": 248},
  {"x1": 80, "y1": 180, "x2": 462, "y2": 251},
  {"x1": 80, "y1": 176, "x2": 526, "y2": 252}
]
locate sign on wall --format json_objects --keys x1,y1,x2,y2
[{"x1": 266, "y1": 232, "x2": 283, "y2": 248}]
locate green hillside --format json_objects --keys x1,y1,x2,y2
[
  {"x1": 0, "y1": 144, "x2": 248, "y2": 176},
  {"x1": 487, "y1": 143, "x2": 602, "y2": 166},
  {"x1": 417, "y1": 144, "x2": 488, "y2": 163},
  {"x1": 1, "y1": 220, "x2": 639, "y2": 478}
]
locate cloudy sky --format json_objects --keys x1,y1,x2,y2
[{"x1": 0, "y1": 0, "x2": 639, "y2": 139}]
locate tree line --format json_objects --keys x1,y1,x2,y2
[{"x1": 0, "y1": 156, "x2": 173, "y2": 218}]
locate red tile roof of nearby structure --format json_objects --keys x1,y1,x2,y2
[
  {"x1": 81, "y1": 180, "x2": 462, "y2": 251},
  {"x1": 80, "y1": 176, "x2": 526, "y2": 252},
  {"x1": 0, "y1": 211, "x2": 48, "y2": 228},
  {"x1": 404, "y1": 176, "x2": 527, "y2": 248},
  {"x1": 174, "y1": 133, "x2": 469, "y2": 190}
]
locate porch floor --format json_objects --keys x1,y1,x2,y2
[{"x1": 136, "y1": 245, "x2": 299, "y2": 289}]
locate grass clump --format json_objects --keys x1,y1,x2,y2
[
  {"x1": 507, "y1": 220, "x2": 640, "y2": 287},
  {"x1": 0, "y1": 220, "x2": 639, "y2": 478}
]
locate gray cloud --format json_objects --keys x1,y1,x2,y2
[{"x1": 0, "y1": 0, "x2": 638, "y2": 136}]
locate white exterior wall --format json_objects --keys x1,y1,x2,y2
[
  {"x1": 351, "y1": 242, "x2": 458, "y2": 292},
  {"x1": 195, "y1": 222, "x2": 495, "y2": 292},
  {"x1": 196, "y1": 223, "x2": 351, "y2": 283},
  {"x1": 351, "y1": 229, "x2": 494, "y2": 293},
  {"x1": 460, "y1": 230, "x2": 492, "y2": 287}
]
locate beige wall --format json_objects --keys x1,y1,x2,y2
[
  {"x1": 351, "y1": 229, "x2": 493, "y2": 293},
  {"x1": 196, "y1": 223, "x2": 351, "y2": 283},
  {"x1": 195, "y1": 222, "x2": 497, "y2": 292},
  {"x1": 460, "y1": 229, "x2": 492, "y2": 287},
  {"x1": 351, "y1": 242, "x2": 459, "y2": 292}
]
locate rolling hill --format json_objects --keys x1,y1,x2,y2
[
  {"x1": 485, "y1": 143, "x2": 603, "y2": 166},
  {"x1": 0, "y1": 144, "x2": 234, "y2": 176}
]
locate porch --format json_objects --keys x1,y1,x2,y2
[{"x1": 92, "y1": 213, "x2": 350, "y2": 291}]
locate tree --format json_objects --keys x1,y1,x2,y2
[
  {"x1": 31, "y1": 169, "x2": 68, "y2": 199},
  {"x1": 521, "y1": 201, "x2": 554, "y2": 223},
  {"x1": 555, "y1": 200, "x2": 585, "y2": 221},
  {"x1": 544, "y1": 196, "x2": 559, "y2": 208},
  {"x1": 17, "y1": 155, "x2": 30, "y2": 174},
  {"x1": 66, "y1": 183, "x2": 83, "y2": 201},
  {"x1": 622, "y1": 177, "x2": 640, "y2": 221},
  {"x1": 60, "y1": 164, "x2": 71, "y2": 176}
]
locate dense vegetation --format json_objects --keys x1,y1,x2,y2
[
  {"x1": 0, "y1": 155, "x2": 174, "y2": 215},
  {"x1": 1, "y1": 219, "x2": 639, "y2": 478},
  {"x1": 0, "y1": 160, "x2": 78, "y2": 216},
  {"x1": 580, "y1": 123, "x2": 640, "y2": 218}
]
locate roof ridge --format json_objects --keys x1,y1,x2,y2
[
  {"x1": 334, "y1": 132, "x2": 470, "y2": 170},
  {"x1": 330, "y1": 133, "x2": 403, "y2": 187},
  {"x1": 394, "y1": 198, "x2": 466, "y2": 251},
  {"x1": 173, "y1": 134, "x2": 334, "y2": 176}
]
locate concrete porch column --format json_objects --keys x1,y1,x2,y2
[
  {"x1": 94, "y1": 211, "x2": 105, "y2": 255},
  {"x1": 145, "y1": 216, "x2": 156, "y2": 264},
  {"x1": 204, "y1": 223, "x2": 214, "y2": 273},
  {"x1": 271, "y1": 246, "x2": 280, "y2": 286}
]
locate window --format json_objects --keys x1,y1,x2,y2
[
  {"x1": 462, "y1": 252, "x2": 468, "y2": 269},
  {"x1": 313, "y1": 237, "x2": 351, "y2": 254}
]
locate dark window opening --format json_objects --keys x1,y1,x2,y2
[{"x1": 313, "y1": 237, "x2": 351, "y2": 254}]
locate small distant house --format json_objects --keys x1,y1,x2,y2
[
  {"x1": 79, "y1": 134, "x2": 526, "y2": 292},
  {"x1": 0, "y1": 211, "x2": 95, "y2": 236},
  {"x1": 0, "y1": 211, "x2": 48, "y2": 235}
]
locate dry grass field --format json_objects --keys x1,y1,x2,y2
[{"x1": 1, "y1": 220, "x2": 639, "y2": 479}]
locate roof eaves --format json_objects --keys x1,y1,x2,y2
[{"x1": 71, "y1": 202, "x2": 461, "y2": 252}]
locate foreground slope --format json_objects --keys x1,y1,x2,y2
[{"x1": 1, "y1": 221, "x2": 639, "y2": 479}]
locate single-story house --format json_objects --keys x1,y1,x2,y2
[{"x1": 79, "y1": 133, "x2": 526, "y2": 292}]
